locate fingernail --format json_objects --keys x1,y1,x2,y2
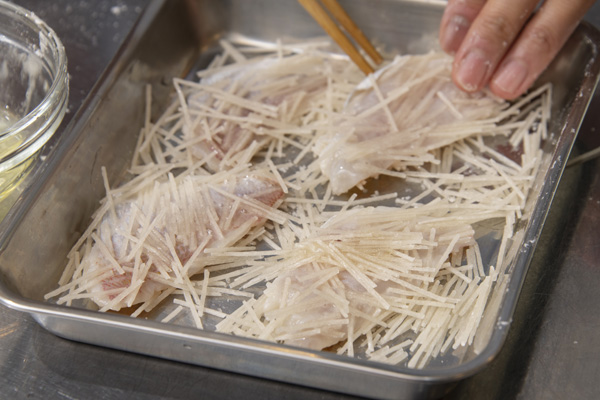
[
  {"x1": 493, "y1": 59, "x2": 529, "y2": 97},
  {"x1": 455, "y1": 49, "x2": 490, "y2": 92},
  {"x1": 441, "y1": 15, "x2": 471, "y2": 53}
]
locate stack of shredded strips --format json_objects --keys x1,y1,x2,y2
[{"x1": 46, "y1": 38, "x2": 552, "y2": 369}]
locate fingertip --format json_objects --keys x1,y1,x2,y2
[
  {"x1": 453, "y1": 48, "x2": 492, "y2": 93},
  {"x1": 489, "y1": 58, "x2": 530, "y2": 100},
  {"x1": 488, "y1": 84, "x2": 525, "y2": 101}
]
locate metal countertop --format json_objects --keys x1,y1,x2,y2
[{"x1": 0, "y1": 1, "x2": 599, "y2": 399}]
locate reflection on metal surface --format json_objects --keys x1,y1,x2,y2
[
  {"x1": 0, "y1": 321, "x2": 17, "y2": 338},
  {"x1": 0, "y1": 184, "x2": 23, "y2": 221},
  {"x1": 567, "y1": 145, "x2": 600, "y2": 167}
]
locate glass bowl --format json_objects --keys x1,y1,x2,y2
[{"x1": 0, "y1": 0, "x2": 68, "y2": 199}]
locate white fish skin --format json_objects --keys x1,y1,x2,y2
[{"x1": 86, "y1": 172, "x2": 285, "y2": 311}]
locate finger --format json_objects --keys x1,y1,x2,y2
[
  {"x1": 490, "y1": 0, "x2": 596, "y2": 99},
  {"x1": 439, "y1": 0, "x2": 487, "y2": 54},
  {"x1": 451, "y1": 0, "x2": 539, "y2": 93}
]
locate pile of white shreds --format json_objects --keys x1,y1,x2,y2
[{"x1": 46, "y1": 38, "x2": 552, "y2": 369}]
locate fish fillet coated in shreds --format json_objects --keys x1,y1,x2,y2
[
  {"x1": 314, "y1": 52, "x2": 509, "y2": 194},
  {"x1": 258, "y1": 264, "x2": 352, "y2": 350},
  {"x1": 177, "y1": 52, "x2": 355, "y2": 172},
  {"x1": 82, "y1": 171, "x2": 285, "y2": 311},
  {"x1": 221, "y1": 205, "x2": 482, "y2": 355}
]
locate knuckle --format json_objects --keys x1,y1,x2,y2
[
  {"x1": 477, "y1": 15, "x2": 518, "y2": 40},
  {"x1": 525, "y1": 25, "x2": 557, "y2": 54}
]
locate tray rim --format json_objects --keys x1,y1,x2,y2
[{"x1": 1, "y1": 0, "x2": 600, "y2": 395}]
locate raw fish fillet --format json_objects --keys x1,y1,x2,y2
[
  {"x1": 180, "y1": 53, "x2": 350, "y2": 171},
  {"x1": 314, "y1": 52, "x2": 508, "y2": 194},
  {"x1": 247, "y1": 206, "x2": 477, "y2": 351},
  {"x1": 259, "y1": 265, "x2": 369, "y2": 350},
  {"x1": 85, "y1": 171, "x2": 285, "y2": 311}
]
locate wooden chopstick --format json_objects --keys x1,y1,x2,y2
[
  {"x1": 320, "y1": 0, "x2": 383, "y2": 66},
  {"x1": 298, "y1": 0, "x2": 382, "y2": 75}
]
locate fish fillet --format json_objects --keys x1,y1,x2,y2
[
  {"x1": 84, "y1": 171, "x2": 285, "y2": 311},
  {"x1": 315, "y1": 52, "x2": 508, "y2": 194}
]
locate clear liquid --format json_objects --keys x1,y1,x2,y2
[{"x1": 0, "y1": 110, "x2": 34, "y2": 209}]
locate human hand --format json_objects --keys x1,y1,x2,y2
[{"x1": 439, "y1": 0, "x2": 596, "y2": 99}]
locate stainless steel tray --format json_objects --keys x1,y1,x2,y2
[{"x1": 1, "y1": 1, "x2": 599, "y2": 399}]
